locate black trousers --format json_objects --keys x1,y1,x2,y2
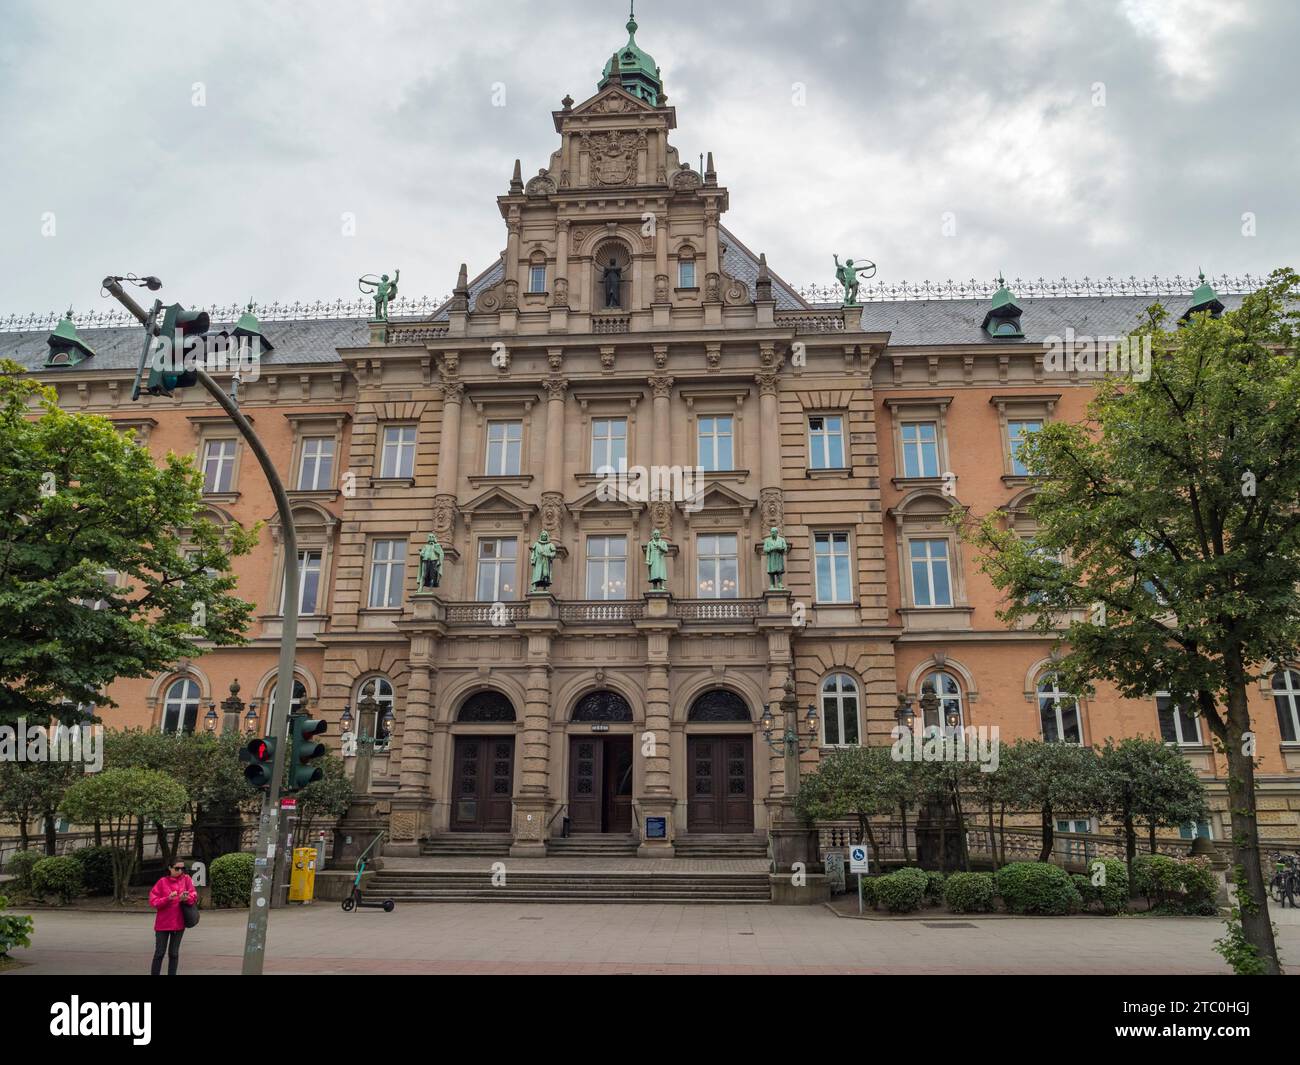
[{"x1": 151, "y1": 929, "x2": 184, "y2": 976}]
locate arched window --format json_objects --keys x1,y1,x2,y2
[
  {"x1": 1273, "y1": 670, "x2": 1300, "y2": 742},
  {"x1": 357, "y1": 676, "x2": 395, "y2": 747},
  {"x1": 688, "y1": 690, "x2": 750, "y2": 723},
  {"x1": 458, "y1": 691, "x2": 516, "y2": 723},
  {"x1": 820, "y1": 674, "x2": 860, "y2": 746},
  {"x1": 268, "y1": 679, "x2": 307, "y2": 717},
  {"x1": 921, "y1": 671, "x2": 963, "y2": 729},
  {"x1": 1037, "y1": 673, "x2": 1080, "y2": 744},
  {"x1": 572, "y1": 690, "x2": 634, "y2": 722},
  {"x1": 162, "y1": 678, "x2": 201, "y2": 735},
  {"x1": 1156, "y1": 691, "x2": 1201, "y2": 745}
]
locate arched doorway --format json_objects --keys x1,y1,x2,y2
[
  {"x1": 451, "y1": 691, "x2": 516, "y2": 833},
  {"x1": 686, "y1": 690, "x2": 754, "y2": 834},
  {"x1": 568, "y1": 691, "x2": 634, "y2": 834}
]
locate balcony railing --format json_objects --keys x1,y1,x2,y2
[
  {"x1": 559, "y1": 600, "x2": 647, "y2": 623},
  {"x1": 774, "y1": 310, "x2": 846, "y2": 333},
  {"x1": 675, "y1": 598, "x2": 763, "y2": 622},
  {"x1": 445, "y1": 601, "x2": 530, "y2": 625},
  {"x1": 591, "y1": 315, "x2": 630, "y2": 334}
]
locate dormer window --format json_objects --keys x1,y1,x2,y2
[
  {"x1": 982, "y1": 278, "x2": 1024, "y2": 338},
  {"x1": 44, "y1": 311, "x2": 95, "y2": 368},
  {"x1": 1181, "y1": 271, "x2": 1225, "y2": 323}
]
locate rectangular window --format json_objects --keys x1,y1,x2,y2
[
  {"x1": 590, "y1": 417, "x2": 627, "y2": 474},
  {"x1": 89, "y1": 569, "x2": 118, "y2": 611},
  {"x1": 909, "y1": 539, "x2": 952, "y2": 607},
  {"x1": 202, "y1": 438, "x2": 237, "y2": 494},
  {"x1": 297, "y1": 436, "x2": 335, "y2": 491},
  {"x1": 697, "y1": 415, "x2": 734, "y2": 472},
  {"x1": 1008, "y1": 419, "x2": 1042, "y2": 476},
  {"x1": 485, "y1": 420, "x2": 523, "y2": 476},
  {"x1": 369, "y1": 539, "x2": 406, "y2": 609},
  {"x1": 808, "y1": 415, "x2": 845, "y2": 470},
  {"x1": 814, "y1": 532, "x2": 853, "y2": 603},
  {"x1": 585, "y1": 536, "x2": 628, "y2": 600},
  {"x1": 1156, "y1": 694, "x2": 1201, "y2": 745},
  {"x1": 1179, "y1": 820, "x2": 1213, "y2": 840},
  {"x1": 678, "y1": 260, "x2": 696, "y2": 288},
  {"x1": 475, "y1": 538, "x2": 518, "y2": 601},
  {"x1": 696, "y1": 533, "x2": 739, "y2": 599},
  {"x1": 900, "y1": 421, "x2": 940, "y2": 478},
  {"x1": 529, "y1": 264, "x2": 546, "y2": 293},
  {"x1": 380, "y1": 425, "x2": 417, "y2": 479},
  {"x1": 282, "y1": 550, "x2": 322, "y2": 615}
]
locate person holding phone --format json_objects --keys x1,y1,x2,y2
[{"x1": 148, "y1": 860, "x2": 197, "y2": 975}]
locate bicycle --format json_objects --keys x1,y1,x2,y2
[{"x1": 1269, "y1": 854, "x2": 1298, "y2": 907}]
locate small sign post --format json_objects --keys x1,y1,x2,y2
[{"x1": 848, "y1": 844, "x2": 870, "y2": 913}]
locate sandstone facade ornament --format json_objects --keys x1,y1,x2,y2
[{"x1": 526, "y1": 168, "x2": 557, "y2": 196}]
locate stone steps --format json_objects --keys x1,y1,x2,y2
[
  {"x1": 419, "y1": 834, "x2": 512, "y2": 857},
  {"x1": 546, "y1": 836, "x2": 640, "y2": 856},
  {"x1": 673, "y1": 835, "x2": 770, "y2": 859},
  {"x1": 365, "y1": 870, "x2": 772, "y2": 903}
]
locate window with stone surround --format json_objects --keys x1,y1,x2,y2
[
  {"x1": 1038, "y1": 672, "x2": 1082, "y2": 744},
  {"x1": 695, "y1": 533, "x2": 739, "y2": 599},
  {"x1": 368, "y1": 539, "x2": 407, "y2": 609},
  {"x1": 820, "y1": 673, "x2": 860, "y2": 747},
  {"x1": 379, "y1": 424, "x2": 417, "y2": 479},
  {"x1": 280, "y1": 549, "x2": 323, "y2": 615},
  {"x1": 909, "y1": 539, "x2": 952, "y2": 607},
  {"x1": 591, "y1": 417, "x2": 627, "y2": 475},
  {"x1": 585, "y1": 535, "x2": 628, "y2": 599},
  {"x1": 885, "y1": 397, "x2": 952, "y2": 485},
  {"x1": 297, "y1": 436, "x2": 335, "y2": 491},
  {"x1": 697, "y1": 415, "x2": 734, "y2": 472},
  {"x1": 1156, "y1": 692, "x2": 1202, "y2": 746},
  {"x1": 813, "y1": 531, "x2": 853, "y2": 603},
  {"x1": 202, "y1": 438, "x2": 237, "y2": 495},
  {"x1": 286, "y1": 413, "x2": 347, "y2": 497},
  {"x1": 1273, "y1": 670, "x2": 1300, "y2": 742},
  {"x1": 476, "y1": 537, "x2": 519, "y2": 601},
  {"x1": 807, "y1": 414, "x2": 846, "y2": 471},
  {"x1": 161, "y1": 677, "x2": 201, "y2": 735},
  {"x1": 921, "y1": 670, "x2": 964, "y2": 728},
  {"x1": 485, "y1": 420, "x2": 523, "y2": 475},
  {"x1": 990, "y1": 394, "x2": 1058, "y2": 485}
]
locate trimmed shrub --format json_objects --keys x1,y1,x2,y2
[
  {"x1": 1072, "y1": 873, "x2": 1096, "y2": 904},
  {"x1": 4, "y1": 851, "x2": 41, "y2": 892},
  {"x1": 858, "y1": 876, "x2": 877, "y2": 909},
  {"x1": 210, "y1": 852, "x2": 255, "y2": 909},
  {"x1": 924, "y1": 870, "x2": 946, "y2": 905},
  {"x1": 0, "y1": 895, "x2": 33, "y2": 958},
  {"x1": 875, "y1": 868, "x2": 927, "y2": 913},
  {"x1": 943, "y1": 872, "x2": 996, "y2": 914},
  {"x1": 1132, "y1": 854, "x2": 1215, "y2": 914},
  {"x1": 31, "y1": 856, "x2": 84, "y2": 905},
  {"x1": 996, "y1": 861, "x2": 1082, "y2": 915},
  {"x1": 71, "y1": 847, "x2": 119, "y2": 897},
  {"x1": 1090, "y1": 859, "x2": 1130, "y2": 914}
]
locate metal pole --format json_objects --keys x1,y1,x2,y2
[{"x1": 102, "y1": 278, "x2": 298, "y2": 975}]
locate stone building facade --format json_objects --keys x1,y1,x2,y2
[{"x1": 8, "y1": 13, "x2": 1299, "y2": 851}]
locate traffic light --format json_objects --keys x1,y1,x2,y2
[
  {"x1": 240, "y1": 736, "x2": 277, "y2": 790},
  {"x1": 288, "y1": 714, "x2": 327, "y2": 791},
  {"x1": 144, "y1": 302, "x2": 209, "y2": 396}
]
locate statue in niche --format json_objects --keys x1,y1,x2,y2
[
  {"x1": 602, "y1": 258, "x2": 623, "y2": 309},
  {"x1": 762, "y1": 526, "x2": 788, "y2": 590},
  {"x1": 529, "y1": 530, "x2": 557, "y2": 591},
  {"x1": 644, "y1": 528, "x2": 670, "y2": 589}
]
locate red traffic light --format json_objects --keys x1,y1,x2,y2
[{"x1": 248, "y1": 739, "x2": 270, "y2": 761}]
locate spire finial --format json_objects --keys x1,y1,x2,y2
[{"x1": 628, "y1": 1, "x2": 637, "y2": 35}]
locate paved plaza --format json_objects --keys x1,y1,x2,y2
[{"x1": 9, "y1": 901, "x2": 1300, "y2": 975}]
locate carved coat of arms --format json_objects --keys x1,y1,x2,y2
[{"x1": 588, "y1": 131, "x2": 638, "y2": 186}]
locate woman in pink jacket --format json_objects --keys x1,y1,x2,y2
[{"x1": 149, "y1": 860, "x2": 197, "y2": 975}]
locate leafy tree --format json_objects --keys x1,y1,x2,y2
[
  {"x1": 60, "y1": 768, "x2": 188, "y2": 902},
  {"x1": 961, "y1": 269, "x2": 1300, "y2": 972},
  {"x1": 0, "y1": 361, "x2": 257, "y2": 726},
  {"x1": 294, "y1": 756, "x2": 354, "y2": 844},
  {"x1": 0, "y1": 760, "x2": 76, "y2": 854},
  {"x1": 999, "y1": 740, "x2": 1104, "y2": 862},
  {"x1": 1099, "y1": 736, "x2": 1208, "y2": 890},
  {"x1": 796, "y1": 746, "x2": 902, "y2": 854}
]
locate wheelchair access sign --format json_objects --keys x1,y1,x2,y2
[{"x1": 848, "y1": 845, "x2": 870, "y2": 874}]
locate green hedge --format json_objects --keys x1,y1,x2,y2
[
  {"x1": 875, "y1": 868, "x2": 928, "y2": 913},
  {"x1": 943, "y1": 872, "x2": 996, "y2": 913},
  {"x1": 210, "y1": 852, "x2": 255, "y2": 908},
  {"x1": 71, "y1": 847, "x2": 119, "y2": 897},
  {"x1": 1133, "y1": 854, "x2": 1216, "y2": 915},
  {"x1": 0, "y1": 895, "x2": 33, "y2": 958},
  {"x1": 996, "y1": 862, "x2": 1082, "y2": 915},
  {"x1": 924, "y1": 870, "x2": 946, "y2": 905},
  {"x1": 858, "y1": 876, "x2": 877, "y2": 909},
  {"x1": 4, "y1": 851, "x2": 42, "y2": 892},
  {"x1": 31, "y1": 856, "x2": 84, "y2": 905}
]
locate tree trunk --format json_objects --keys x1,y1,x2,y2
[
  {"x1": 1123, "y1": 810, "x2": 1137, "y2": 898},
  {"x1": 952, "y1": 778, "x2": 970, "y2": 871},
  {"x1": 899, "y1": 803, "x2": 911, "y2": 864},
  {"x1": 1039, "y1": 804, "x2": 1054, "y2": 863},
  {"x1": 16, "y1": 814, "x2": 30, "y2": 853},
  {"x1": 94, "y1": 820, "x2": 102, "y2": 846},
  {"x1": 1220, "y1": 678, "x2": 1281, "y2": 974},
  {"x1": 42, "y1": 810, "x2": 56, "y2": 855},
  {"x1": 998, "y1": 804, "x2": 1007, "y2": 866}
]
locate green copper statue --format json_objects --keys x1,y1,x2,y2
[
  {"x1": 762, "y1": 526, "x2": 788, "y2": 590},
  {"x1": 833, "y1": 255, "x2": 876, "y2": 306},
  {"x1": 359, "y1": 270, "x2": 400, "y2": 321},
  {"x1": 418, "y1": 533, "x2": 444, "y2": 590},
  {"x1": 529, "y1": 530, "x2": 557, "y2": 591},
  {"x1": 644, "y1": 528, "x2": 670, "y2": 589}
]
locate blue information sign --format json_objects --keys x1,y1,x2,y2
[{"x1": 645, "y1": 816, "x2": 667, "y2": 839}]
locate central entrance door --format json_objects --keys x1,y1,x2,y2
[
  {"x1": 568, "y1": 735, "x2": 634, "y2": 833},
  {"x1": 450, "y1": 736, "x2": 515, "y2": 832},
  {"x1": 686, "y1": 735, "x2": 754, "y2": 833}
]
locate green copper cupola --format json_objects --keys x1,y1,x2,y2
[
  {"x1": 1181, "y1": 269, "x2": 1224, "y2": 322},
  {"x1": 600, "y1": 4, "x2": 662, "y2": 105},
  {"x1": 45, "y1": 309, "x2": 95, "y2": 367},
  {"x1": 982, "y1": 276, "x2": 1025, "y2": 338}
]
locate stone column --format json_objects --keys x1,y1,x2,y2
[
  {"x1": 649, "y1": 374, "x2": 674, "y2": 537},
  {"x1": 513, "y1": 600, "x2": 562, "y2": 856},
  {"x1": 704, "y1": 203, "x2": 721, "y2": 301},
  {"x1": 434, "y1": 378, "x2": 463, "y2": 540},
  {"x1": 757, "y1": 372, "x2": 782, "y2": 531},
  {"x1": 636, "y1": 597, "x2": 680, "y2": 856},
  {"x1": 653, "y1": 213, "x2": 669, "y2": 304},
  {"x1": 553, "y1": 220, "x2": 570, "y2": 307}
]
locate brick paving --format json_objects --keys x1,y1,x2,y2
[{"x1": 9, "y1": 902, "x2": 1299, "y2": 975}]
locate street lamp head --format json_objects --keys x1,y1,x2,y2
[
  {"x1": 204, "y1": 705, "x2": 218, "y2": 732},
  {"x1": 760, "y1": 704, "x2": 775, "y2": 733},
  {"x1": 341, "y1": 704, "x2": 354, "y2": 732},
  {"x1": 805, "y1": 702, "x2": 818, "y2": 735}
]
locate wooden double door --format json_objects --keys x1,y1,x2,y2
[
  {"x1": 568, "y1": 735, "x2": 634, "y2": 834},
  {"x1": 450, "y1": 736, "x2": 515, "y2": 832},
  {"x1": 686, "y1": 735, "x2": 754, "y2": 833}
]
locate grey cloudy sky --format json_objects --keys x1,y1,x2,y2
[{"x1": 2, "y1": 0, "x2": 1296, "y2": 316}]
